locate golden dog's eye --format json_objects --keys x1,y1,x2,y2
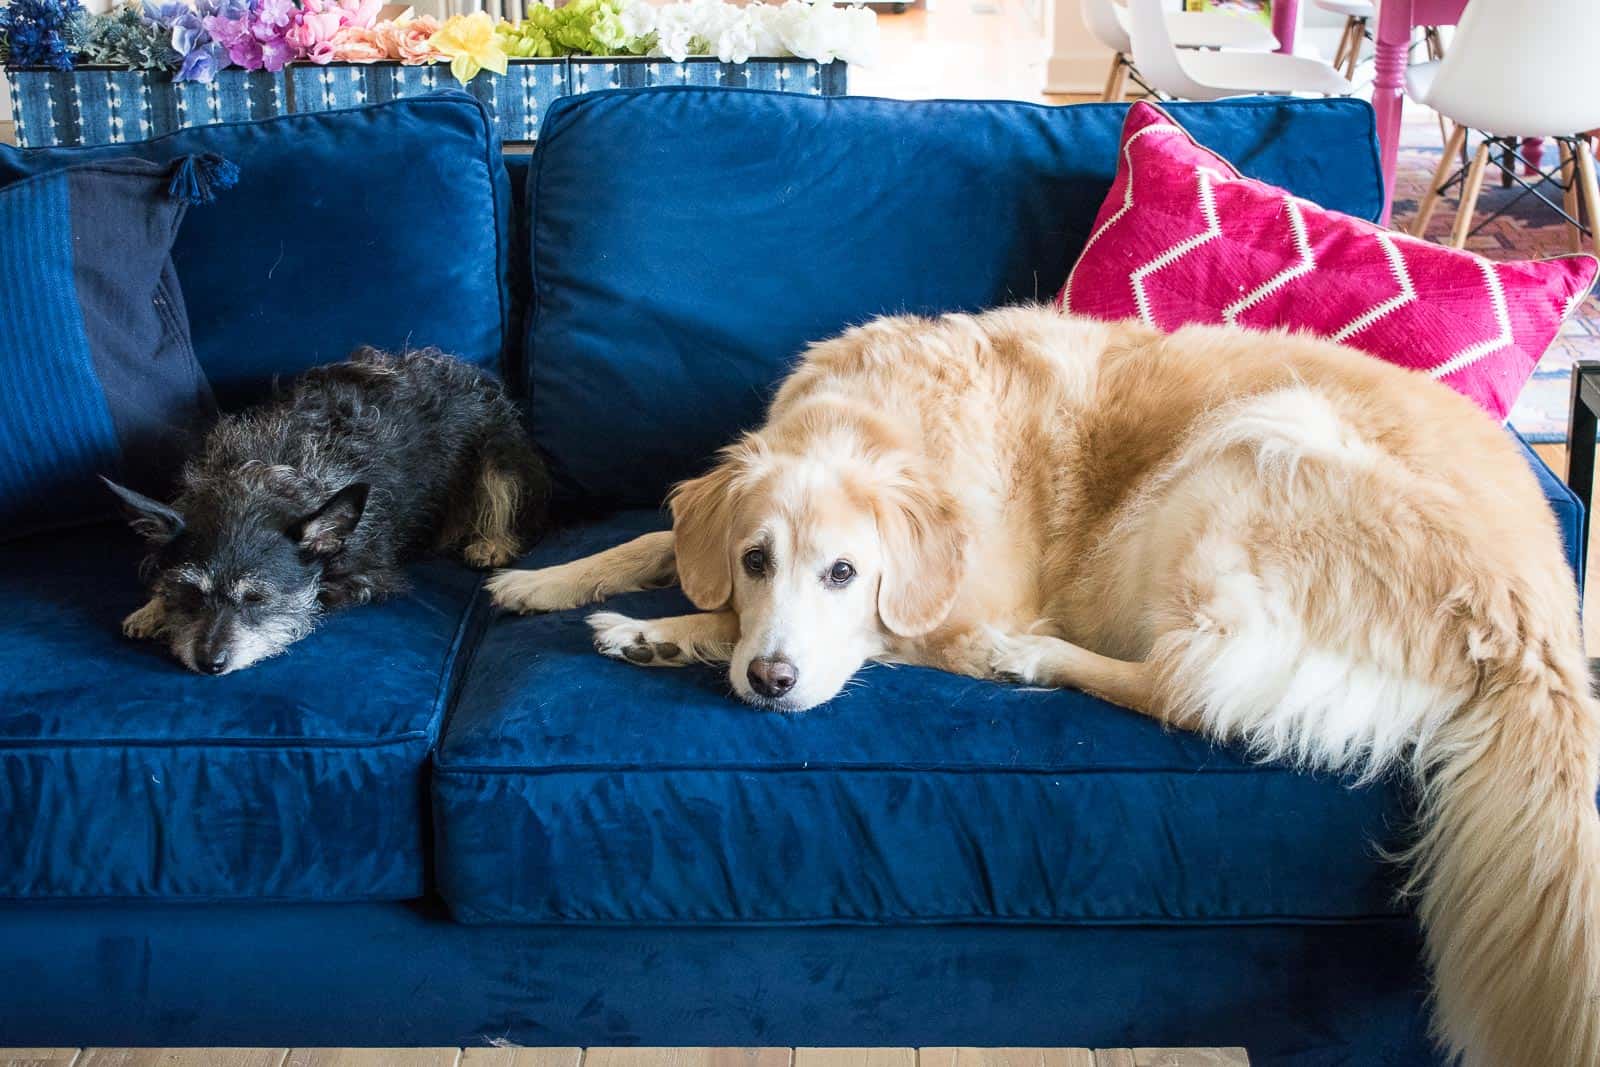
[
  {"x1": 742, "y1": 547, "x2": 767, "y2": 577},
  {"x1": 827, "y1": 560, "x2": 855, "y2": 586}
]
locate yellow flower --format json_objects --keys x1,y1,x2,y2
[{"x1": 430, "y1": 11, "x2": 509, "y2": 84}]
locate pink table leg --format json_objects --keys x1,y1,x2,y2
[
  {"x1": 1371, "y1": 0, "x2": 1413, "y2": 226},
  {"x1": 1271, "y1": 0, "x2": 1299, "y2": 54}
]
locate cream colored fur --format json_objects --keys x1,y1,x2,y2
[{"x1": 491, "y1": 307, "x2": 1600, "y2": 1064}]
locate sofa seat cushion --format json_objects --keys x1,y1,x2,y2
[
  {"x1": 0, "y1": 523, "x2": 486, "y2": 901},
  {"x1": 433, "y1": 510, "x2": 1411, "y2": 926}
]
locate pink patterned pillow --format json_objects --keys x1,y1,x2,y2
[{"x1": 1060, "y1": 100, "x2": 1598, "y2": 420}]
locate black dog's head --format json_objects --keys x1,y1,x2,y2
[{"x1": 104, "y1": 477, "x2": 369, "y2": 675}]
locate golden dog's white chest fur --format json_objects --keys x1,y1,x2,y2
[{"x1": 490, "y1": 306, "x2": 1600, "y2": 1067}]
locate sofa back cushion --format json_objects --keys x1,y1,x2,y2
[
  {"x1": 0, "y1": 92, "x2": 512, "y2": 410},
  {"x1": 524, "y1": 89, "x2": 1384, "y2": 509}
]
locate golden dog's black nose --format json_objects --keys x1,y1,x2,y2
[{"x1": 747, "y1": 657, "x2": 796, "y2": 698}]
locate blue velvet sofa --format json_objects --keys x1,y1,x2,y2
[{"x1": 0, "y1": 87, "x2": 1584, "y2": 1067}]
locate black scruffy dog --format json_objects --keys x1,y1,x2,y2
[{"x1": 106, "y1": 347, "x2": 549, "y2": 675}]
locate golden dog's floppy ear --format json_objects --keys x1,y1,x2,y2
[
  {"x1": 668, "y1": 442, "x2": 757, "y2": 611},
  {"x1": 874, "y1": 477, "x2": 969, "y2": 637}
]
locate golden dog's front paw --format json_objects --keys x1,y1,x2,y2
[
  {"x1": 487, "y1": 564, "x2": 587, "y2": 614},
  {"x1": 986, "y1": 629, "x2": 1063, "y2": 688},
  {"x1": 122, "y1": 598, "x2": 167, "y2": 640},
  {"x1": 588, "y1": 611, "x2": 692, "y2": 667}
]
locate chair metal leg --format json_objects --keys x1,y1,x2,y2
[
  {"x1": 1577, "y1": 138, "x2": 1600, "y2": 260},
  {"x1": 1451, "y1": 141, "x2": 1491, "y2": 249},
  {"x1": 1413, "y1": 123, "x2": 1466, "y2": 239}
]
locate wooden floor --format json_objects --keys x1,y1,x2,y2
[{"x1": 1, "y1": 1050, "x2": 1247, "y2": 1067}]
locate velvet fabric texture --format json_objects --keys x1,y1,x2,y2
[
  {"x1": 431, "y1": 484, "x2": 1562, "y2": 928},
  {"x1": 0, "y1": 157, "x2": 215, "y2": 537},
  {"x1": 0, "y1": 92, "x2": 512, "y2": 408},
  {"x1": 0, "y1": 900, "x2": 1439, "y2": 1066},
  {"x1": 524, "y1": 90, "x2": 1385, "y2": 509},
  {"x1": 0, "y1": 523, "x2": 485, "y2": 900},
  {"x1": 1061, "y1": 102, "x2": 1600, "y2": 421},
  {"x1": 1518, "y1": 433, "x2": 1587, "y2": 587}
]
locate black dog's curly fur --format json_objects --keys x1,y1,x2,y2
[{"x1": 108, "y1": 347, "x2": 549, "y2": 674}]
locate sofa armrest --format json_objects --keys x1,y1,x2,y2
[{"x1": 1514, "y1": 432, "x2": 1585, "y2": 591}]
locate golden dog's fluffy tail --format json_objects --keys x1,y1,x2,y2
[{"x1": 1406, "y1": 661, "x2": 1600, "y2": 1066}]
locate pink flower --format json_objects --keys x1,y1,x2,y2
[
  {"x1": 286, "y1": 0, "x2": 345, "y2": 61},
  {"x1": 331, "y1": 23, "x2": 388, "y2": 62},
  {"x1": 382, "y1": 15, "x2": 444, "y2": 64},
  {"x1": 341, "y1": 0, "x2": 383, "y2": 30}
]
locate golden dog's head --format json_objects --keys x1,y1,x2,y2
[{"x1": 669, "y1": 417, "x2": 968, "y2": 711}]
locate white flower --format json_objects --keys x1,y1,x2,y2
[
  {"x1": 643, "y1": 0, "x2": 877, "y2": 66},
  {"x1": 617, "y1": 0, "x2": 657, "y2": 44},
  {"x1": 650, "y1": 2, "x2": 702, "y2": 60}
]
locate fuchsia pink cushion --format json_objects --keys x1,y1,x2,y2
[{"x1": 1061, "y1": 101, "x2": 1598, "y2": 420}]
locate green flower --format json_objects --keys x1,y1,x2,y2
[{"x1": 82, "y1": 4, "x2": 180, "y2": 69}]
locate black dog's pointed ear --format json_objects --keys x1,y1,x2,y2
[
  {"x1": 101, "y1": 476, "x2": 185, "y2": 544},
  {"x1": 292, "y1": 482, "x2": 370, "y2": 557}
]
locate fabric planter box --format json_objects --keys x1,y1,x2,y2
[
  {"x1": 567, "y1": 55, "x2": 848, "y2": 95},
  {"x1": 7, "y1": 67, "x2": 286, "y2": 147},
  {"x1": 284, "y1": 59, "x2": 567, "y2": 142},
  {"x1": 6, "y1": 58, "x2": 848, "y2": 147}
]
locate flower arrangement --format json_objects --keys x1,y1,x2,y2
[
  {"x1": 0, "y1": 0, "x2": 876, "y2": 82},
  {"x1": 0, "y1": 0, "x2": 87, "y2": 70}
]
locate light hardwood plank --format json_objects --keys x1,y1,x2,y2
[
  {"x1": 584, "y1": 1050, "x2": 790, "y2": 1067},
  {"x1": 796, "y1": 1051, "x2": 915, "y2": 1067},
  {"x1": 284, "y1": 1052, "x2": 458, "y2": 1067},
  {"x1": 1091, "y1": 1054, "x2": 1134, "y2": 1067},
  {"x1": 1130, "y1": 1053, "x2": 1247, "y2": 1067},
  {"x1": 919, "y1": 1050, "x2": 1094, "y2": 1067},
  {"x1": 80, "y1": 1053, "x2": 287, "y2": 1067},
  {"x1": 0, "y1": 1053, "x2": 81, "y2": 1067},
  {"x1": 460, "y1": 1050, "x2": 582, "y2": 1067}
]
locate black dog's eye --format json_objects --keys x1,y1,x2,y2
[
  {"x1": 171, "y1": 583, "x2": 204, "y2": 610},
  {"x1": 241, "y1": 590, "x2": 266, "y2": 607},
  {"x1": 827, "y1": 560, "x2": 855, "y2": 586},
  {"x1": 742, "y1": 547, "x2": 768, "y2": 577}
]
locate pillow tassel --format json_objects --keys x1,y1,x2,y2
[{"x1": 166, "y1": 154, "x2": 241, "y2": 206}]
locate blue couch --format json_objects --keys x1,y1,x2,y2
[{"x1": 0, "y1": 88, "x2": 1584, "y2": 1066}]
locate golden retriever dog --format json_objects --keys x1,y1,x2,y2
[{"x1": 488, "y1": 306, "x2": 1600, "y2": 1067}]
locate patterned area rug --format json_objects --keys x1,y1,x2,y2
[{"x1": 1390, "y1": 113, "x2": 1600, "y2": 442}]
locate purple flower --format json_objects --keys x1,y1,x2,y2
[
  {"x1": 259, "y1": 35, "x2": 293, "y2": 70},
  {"x1": 176, "y1": 41, "x2": 225, "y2": 80},
  {"x1": 204, "y1": 8, "x2": 262, "y2": 69}
]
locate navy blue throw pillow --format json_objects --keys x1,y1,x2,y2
[{"x1": 0, "y1": 155, "x2": 228, "y2": 538}]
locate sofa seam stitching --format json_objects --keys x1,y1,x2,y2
[
  {"x1": 430, "y1": 761, "x2": 1354, "y2": 778},
  {"x1": 0, "y1": 732, "x2": 431, "y2": 750}
]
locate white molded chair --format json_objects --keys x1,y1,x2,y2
[
  {"x1": 1408, "y1": 0, "x2": 1600, "y2": 253},
  {"x1": 1316, "y1": 0, "x2": 1374, "y2": 81},
  {"x1": 1125, "y1": 0, "x2": 1352, "y2": 101},
  {"x1": 1082, "y1": 0, "x2": 1280, "y2": 102}
]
